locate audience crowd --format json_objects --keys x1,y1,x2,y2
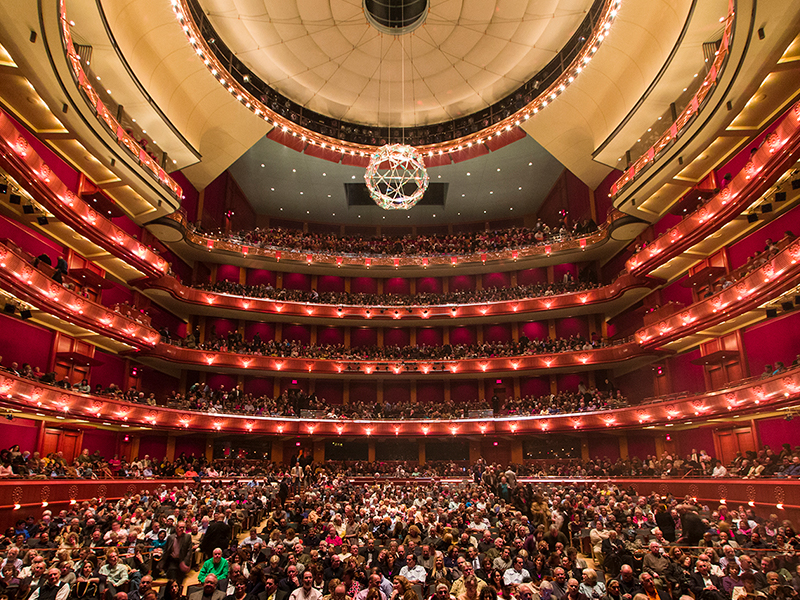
[
  {"x1": 193, "y1": 277, "x2": 598, "y2": 308},
  {"x1": 0, "y1": 457, "x2": 798, "y2": 600},
  {"x1": 197, "y1": 218, "x2": 600, "y2": 258},
  {"x1": 180, "y1": 334, "x2": 607, "y2": 361}
]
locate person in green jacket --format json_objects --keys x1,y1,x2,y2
[{"x1": 198, "y1": 548, "x2": 229, "y2": 584}]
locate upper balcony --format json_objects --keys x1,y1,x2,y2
[
  {"x1": 137, "y1": 272, "x2": 656, "y2": 326},
  {"x1": 0, "y1": 364, "x2": 796, "y2": 436}
]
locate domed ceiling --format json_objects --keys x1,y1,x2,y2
[{"x1": 196, "y1": 0, "x2": 596, "y2": 127}]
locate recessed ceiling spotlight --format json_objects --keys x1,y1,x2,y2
[
  {"x1": 306, "y1": 210, "x2": 309, "y2": 213},
  {"x1": 322, "y1": 173, "x2": 326, "y2": 176},
  {"x1": 292, "y1": 169, "x2": 296, "y2": 172},
  {"x1": 300, "y1": 192, "x2": 304, "y2": 195},
  {"x1": 489, "y1": 191, "x2": 493, "y2": 194},
  {"x1": 484, "y1": 210, "x2": 487, "y2": 213},
  {"x1": 261, "y1": 164, "x2": 265, "y2": 167},
  {"x1": 466, "y1": 172, "x2": 471, "y2": 176},
  {"x1": 497, "y1": 168, "x2": 501, "y2": 171},
  {"x1": 528, "y1": 162, "x2": 532, "y2": 166},
  {"x1": 327, "y1": 194, "x2": 331, "y2": 198},
  {"x1": 271, "y1": 187, "x2": 274, "y2": 191}
]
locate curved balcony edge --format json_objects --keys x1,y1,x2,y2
[
  {"x1": 0, "y1": 240, "x2": 160, "y2": 349},
  {"x1": 625, "y1": 99, "x2": 800, "y2": 276},
  {"x1": 636, "y1": 238, "x2": 800, "y2": 347},
  {"x1": 0, "y1": 110, "x2": 171, "y2": 280},
  {"x1": 610, "y1": 0, "x2": 735, "y2": 198},
  {"x1": 0, "y1": 365, "x2": 797, "y2": 436},
  {"x1": 137, "y1": 272, "x2": 657, "y2": 324}
]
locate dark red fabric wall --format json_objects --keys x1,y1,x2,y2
[
  {"x1": 314, "y1": 380, "x2": 343, "y2": 405},
  {"x1": 450, "y1": 326, "x2": 476, "y2": 345},
  {"x1": 92, "y1": 350, "x2": 127, "y2": 390},
  {"x1": 351, "y1": 278, "x2": 378, "y2": 294},
  {"x1": 418, "y1": 328, "x2": 443, "y2": 346},
  {"x1": 174, "y1": 437, "x2": 206, "y2": 459},
  {"x1": 0, "y1": 214, "x2": 63, "y2": 260},
  {"x1": 756, "y1": 417, "x2": 800, "y2": 450},
  {"x1": 385, "y1": 278, "x2": 410, "y2": 295},
  {"x1": 317, "y1": 275, "x2": 345, "y2": 293},
  {"x1": 588, "y1": 435, "x2": 621, "y2": 461},
  {"x1": 627, "y1": 434, "x2": 657, "y2": 459},
  {"x1": 450, "y1": 275, "x2": 475, "y2": 292},
  {"x1": 318, "y1": 326, "x2": 345, "y2": 346},
  {"x1": 283, "y1": 324, "x2": 311, "y2": 344},
  {"x1": 555, "y1": 316, "x2": 589, "y2": 339},
  {"x1": 728, "y1": 204, "x2": 800, "y2": 268},
  {"x1": 138, "y1": 436, "x2": 168, "y2": 460},
  {"x1": 246, "y1": 269, "x2": 277, "y2": 287},
  {"x1": 0, "y1": 315, "x2": 54, "y2": 370},
  {"x1": 520, "y1": 321, "x2": 548, "y2": 340},
  {"x1": 244, "y1": 322, "x2": 275, "y2": 342},
  {"x1": 384, "y1": 382, "x2": 410, "y2": 405},
  {"x1": 417, "y1": 381, "x2": 444, "y2": 404},
  {"x1": 451, "y1": 380, "x2": 480, "y2": 402},
  {"x1": 216, "y1": 264, "x2": 240, "y2": 282},
  {"x1": 350, "y1": 381, "x2": 377, "y2": 405},
  {"x1": 244, "y1": 376, "x2": 273, "y2": 397},
  {"x1": 385, "y1": 328, "x2": 410, "y2": 346},
  {"x1": 417, "y1": 277, "x2": 443, "y2": 294},
  {"x1": 520, "y1": 376, "x2": 550, "y2": 397},
  {"x1": 283, "y1": 272, "x2": 311, "y2": 291},
  {"x1": 484, "y1": 272, "x2": 511, "y2": 289},
  {"x1": 82, "y1": 429, "x2": 119, "y2": 458},
  {"x1": 351, "y1": 327, "x2": 377, "y2": 347},
  {"x1": 1, "y1": 417, "x2": 39, "y2": 451},
  {"x1": 484, "y1": 323, "x2": 512, "y2": 343},
  {"x1": 742, "y1": 310, "x2": 800, "y2": 375}
]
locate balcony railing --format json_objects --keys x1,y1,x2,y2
[
  {"x1": 58, "y1": 0, "x2": 183, "y2": 201},
  {"x1": 609, "y1": 0, "x2": 735, "y2": 197},
  {"x1": 0, "y1": 109, "x2": 170, "y2": 280},
  {"x1": 625, "y1": 98, "x2": 800, "y2": 276},
  {"x1": 1, "y1": 364, "x2": 797, "y2": 436},
  {"x1": 0, "y1": 241, "x2": 159, "y2": 348},
  {"x1": 139, "y1": 271, "x2": 653, "y2": 322}
]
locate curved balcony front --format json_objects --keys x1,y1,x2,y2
[
  {"x1": 158, "y1": 209, "x2": 638, "y2": 277},
  {"x1": 0, "y1": 109, "x2": 170, "y2": 280},
  {"x1": 637, "y1": 238, "x2": 800, "y2": 348},
  {"x1": 131, "y1": 340, "x2": 653, "y2": 378},
  {"x1": 0, "y1": 241, "x2": 159, "y2": 349},
  {"x1": 138, "y1": 272, "x2": 656, "y2": 325},
  {"x1": 625, "y1": 100, "x2": 800, "y2": 277},
  {"x1": 1, "y1": 365, "x2": 797, "y2": 436}
]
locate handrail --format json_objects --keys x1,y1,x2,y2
[
  {"x1": 166, "y1": 209, "x2": 628, "y2": 270},
  {"x1": 139, "y1": 271, "x2": 653, "y2": 322},
  {"x1": 610, "y1": 0, "x2": 735, "y2": 197},
  {"x1": 57, "y1": 0, "x2": 183, "y2": 201},
  {"x1": 0, "y1": 109, "x2": 170, "y2": 280},
  {"x1": 1, "y1": 364, "x2": 797, "y2": 436},
  {"x1": 625, "y1": 98, "x2": 800, "y2": 276},
  {"x1": 0, "y1": 240, "x2": 160, "y2": 348}
]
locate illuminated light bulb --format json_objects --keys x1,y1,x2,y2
[
  {"x1": 394, "y1": 427, "x2": 401, "y2": 435},
  {"x1": 421, "y1": 426, "x2": 430, "y2": 435},
  {"x1": 365, "y1": 428, "x2": 372, "y2": 436},
  {"x1": 275, "y1": 362, "x2": 283, "y2": 370}
]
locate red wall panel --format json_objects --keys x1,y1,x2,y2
[
  {"x1": 216, "y1": 264, "x2": 240, "y2": 282},
  {"x1": 451, "y1": 380, "x2": 480, "y2": 403},
  {"x1": 417, "y1": 328, "x2": 443, "y2": 347},
  {"x1": 384, "y1": 381, "x2": 410, "y2": 405},
  {"x1": 756, "y1": 417, "x2": 800, "y2": 451},
  {"x1": 417, "y1": 381, "x2": 444, "y2": 404},
  {"x1": 82, "y1": 429, "x2": 119, "y2": 458},
  {"x1": 385, "y1": 328, "x2": 410, "y2": 347},
  {"x1": 206, "y1": 373, "x2": 237, "y2": 391},
  {"x1": 627, "y1": 434, "x2": 657, "y2": 459},
  {"x1": 283, "y1": 272, "x2": 311, "y2": 291},
  {"x1": 243, "y1": 376, "x2": 273, "y2": 398},
  {"x1": 450, "y1": 275, "x2": 475, "y2": 292},
  {"x1": 517, "y1": 268, "x2": 546, "y2": 286},
  {"x1": 556, "y1": 373, "x2": 581, "y2": 392},
  {"x1": 450, "y1": 326, "x2": 476, "y2": 345},
  {"x1": 314, "y1": 380, "x2": 343, "y2": 405},
  {"x1": 742, "y1": 310, "x2": 800, "y2": 376},
  {"x1": 246, "y1": 269, "x2": 277, "y2": 287},
  {"x1": 138, "y1": 436, "x2": 167, "y2": 461},
  {"x1": 385, "y1": 278, "x2": 410, "y2": 295},
  {"x1": 283, "y1": 324, "x2": 311, "y2": 344},
  {"x1": 244, "y1": 322, "x2": 275, "y2": 342},
  {"x1": 317, "y1": 275, "x2": 345, "y2": 293},
  {"x1": 92, "y1": 350, "x2": 127, "y2": 391},
  {"x1": 588, "y1": 435, "x2": 620, "y2": 461},
  {"x1": 351, "y1": 277, "x2": 378, "y2": 294},
  {"x1": 351, "y1": 327, "x2": 378, "y2": 347},
  {"x1": 417, "y1": 277, "x2": 443, "y2": 294},
  {"x1": 520, "y1": 321, "x2": 548, "y2": 340},
  {"x1": 520, "y1": 376, "x2": 551, "y2": 398},
  {"x1": 174, "y1": 437, "x2": 206, "y2": 460},
  {"x1": 0, "y1": 315, "x2": 54, "y2": 371},
  {"x1": 728, "y1": 204, "x2": 800, "y2": 269},
  {"x1": 484, "y1": 323, "x2": 512, "y2": 343},
  {"x1": 318, "y1": 326, "x2": 345, "y2": 346},
  {"x1": 553, "y1": 263, "x2": 577, "y2": 282},
  {"x1": 0, "y1": 214, "x2": 63, "y2": 260},
  {"x1": 208, "y1": 318, "x2": 238, "y2": 338},
  {"x1": 555, "y1": 317, "x2": 589, "y2": 339},
  {"x1": 350, "y1": 381, "x2": 377, "y2": 405},
  {"x1": 483, "y1": 271, "x2": 511, "y2": 289},
  {"x1": 138, "y1": 367, "x2": 180, "y2": 399},
  {"x1": 0, "y1": 417, "x2": 39, "y2": 452}
]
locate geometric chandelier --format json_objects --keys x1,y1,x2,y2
[{"x1": 365, "y1": 143, "x2": 429, "y2": 210}]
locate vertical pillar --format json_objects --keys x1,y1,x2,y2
[
  {"x1": 377, "y1": 279, "x2": 384, "y2": 294},
  {"x1": 377, "y1": 380, "x2": 384, "y2": 404},
  {"x1": 469, "y1": 440, "x2": 482, "y2": 463},
  {"x1": 550, "y1": 375, "x2": 558, "y2": 394},
  {"x1": 580, "y1": 436, "x2": 589, "y2": 461},
  {"x1": 444, "y1": 380, "x2": 451, "y2": 403},
  {"x1": 343, "y1": 381, "x2": 350, "y2": 405},
  {"x1": 205, "y1": 437, "x2": 214, "y2": 462},
  {"x1": 511, "y1": 440, "x2": 523, "y2": 464},
  {"x1": 310, "y1": 325, "x2": 317, "y2": 345},
  {"x1": 513, "y1": 377, "x2": 520, "y2": 400},
  {"x1": 165, "y1": 435, "x2": 176, "y2": 461},
  {"x1": 368, "y1": 441, "x2": 376, "y2": 462},
  {"x1": 442, "y1": 278, "x2": 449, "y2": 294},
  {"x1": 198, "y1": 316, "x2": 207, "y2": 343},
  {"x1": 344, "y1": 328, "x2": 351, "y2": 347},
  {"x1": 512, "y1": 322, "x2": 519, "y2": 342},
  {"x1": 476, "y1": 274, "x2": 483, "y2": 291},
  {"x1": 654, "y1": 435, "x2": 666, "y2": 459},
  {"x1": 274, "y1": 379, "x2": 281, "y2": 398},
  {"x1": 311, "y1": 274, "x2": 318, "y2": 290},
  {"x1": 477, "y1": 326, "x2": 484, "y2": 344},
  {"x1": 344, "y1": 278, "x2": 351, "y2": 293},
  {"x1": 239, "y1": 267, "x2": 246, "y2": 285},
  {"x1": 127, "y1": 435, "x2": 140, "y2": 463},
  {"x1": 510, "y1": 272, "x2": 518, "y2": 287},
  {"x1": 546, "y1": 266, "x2": 554, "y2": 284},
  {"x1": 313, "y1": 441, "x2": 325, "y2": 463},
  {"x1": 548, "y1": 320, "x2": 556, "y2": 340},
  {"x1": 377, "y1": 328, "x2": 384, "y2": 346},
  {"x1": 35, "y1": 420, "x2": 46, "y2": 455},
  {"x1": 618, "y1": 434, "x2": 629, "y2": 460},
  {"x1": 410, "y1": 380, "x2": 417, "y2": 403},
  {"x1": 274, "y1": 322, "x2": 283, "y2": 342},
  {"x1": 275, "y1": 272, "x2": 283, "y2": 289},
  {"x1": 409, "y1": 279, "x2": 416, "y2": 295},
  {"x1": 410, "y1": 329, "x2": 417, "y2": 345},
  {"x1": 210, "y1": 264, "x2": 218, "y2": 284},
  {"x1": 418, "y1": 441, "x2": 426, "y2": 465},
  {"x1": 271, "y1": 440, "x2": 283, "y2": 464},
  {"x1": 443, "y1": 327, "x2": 449, "y2": 345}
]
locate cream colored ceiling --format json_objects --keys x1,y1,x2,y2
[
  {"x1": 521, "y1": 0, "x2": 695, "y2": 188},
  {"x1": 98, "y1": 0, "x2": 272, "y2": 188},
  {"x1": 199, "y1": 0, "x2": 595, "y2": 127}
]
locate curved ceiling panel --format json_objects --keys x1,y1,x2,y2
[
  {"x1": 198, "y1": 0, "x2": 595, "y2": 127},
  {"x1": 521, "y1": 0, "x2": 694, "y2": 188}
]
